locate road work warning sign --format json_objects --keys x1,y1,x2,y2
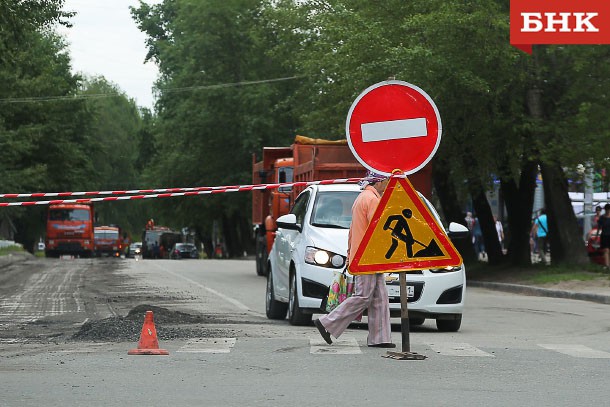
[{"x1": 349, "y1": 176, "x2": 462, "y2": 275}]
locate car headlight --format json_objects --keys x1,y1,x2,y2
[
  {"x1": 430, "y1": 265, "x2": 462, "y2": 273},
  {"x1": 304, "y1": 246, "x2": 345, "y2": 268}
]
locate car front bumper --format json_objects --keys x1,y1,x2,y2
[{"x1": 296, "y1": 261, "x2": 465, "y2": 317}]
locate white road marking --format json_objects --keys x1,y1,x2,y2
[
  {"x1": 361, "y1": 118, "x2": 427, "y2": 142},
  {"x1": 427, "y1": 342, "x2": 494, "y2": 357},
  {"x1": 149, "y1": 263, "x2": 258, "y2": 315},
  {"x1": 177, "y1": 338, "x2": 236, "y2": 353},
  {"x1": 538, "y1": 344, "x2": 610, "y2": 358},
  {"x1": 310, "y1": 337, "x2": 362, "y2": 354}
]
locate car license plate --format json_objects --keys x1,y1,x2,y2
[{"x1": 387, "y1": 285, "x2": 414, "y2": 298}]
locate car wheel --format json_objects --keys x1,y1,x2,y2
[
  {"x1": 288, "y1": 272, "x2": 312, "y2": 326},
  {"x1": 266, "y1": 269, "x2": 287, "y2": 320},
  {"x1": 255, "y1": 235, "x2": 267, "y2": 276},
  {"x1": 436, "y1": 315, "x2": 462, "y2": 332}
]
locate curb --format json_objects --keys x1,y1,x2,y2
[{"x1": 468, "y1": 280, "x2": 610, "y2": 305}]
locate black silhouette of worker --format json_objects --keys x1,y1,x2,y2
[
  {"x1": 383, "y1": 209, "x2": 416, "y2": 259},
  {"x1": 382, "y1": 208, "x2": 444, "y2": 259}
]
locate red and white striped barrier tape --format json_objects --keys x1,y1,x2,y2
[{"x1": 0, "y1": 177, "x2": 370, "y2": 207}]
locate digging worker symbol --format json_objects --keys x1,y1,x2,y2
[{"x1": 382, "y1": 208, "x2": 444, "y2": 260}]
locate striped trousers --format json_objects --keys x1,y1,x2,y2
[{"x1": 319, "y1": 273, "x2": 391, "y2": 345}]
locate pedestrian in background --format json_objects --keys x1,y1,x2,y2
[
  {"x1": 531, "y1": 208, "x2": 549, "y2": 263},
  {"x1": 494, "y1": 216, "x2": 504, "y2": 252},
  {"x1": 465, "y1": 212, "x2": 475, "y2": 232},
  {"x1": 314, "y1": 170, "x2": 395, "y2": 348},
  {"x1": 596, "y1": 204, "x2": 610, "y2": 269},
  {"x1": 472, "y1": 216, "x2": 486, "y2": 261}
]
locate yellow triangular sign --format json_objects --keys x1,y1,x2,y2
[{"x1": 350, "y1": 176, "x2": 462, "y2": 274}]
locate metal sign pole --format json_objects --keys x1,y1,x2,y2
[
  {"x1": 399, "y1": 272, "x2": 411, "y2": 352},
  {"x1": 383, "y1": 272, "x2": 426, "y2": 360}
]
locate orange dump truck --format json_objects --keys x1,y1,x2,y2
[
  {"x1": 94, "y1": 225, "x2": 123, "y2": 257},
  {"x1": 45, "y1": 203, "x2": 95, "y2": 258},
  {"x1": 251, "y1": 135, "x2": 433, "y2": 276}
]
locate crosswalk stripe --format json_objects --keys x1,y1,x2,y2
[
  {"x1": 538, "y1": 344, "x2": 610, "y2": 359},
  {"x1": 310, "y1": 337, "x2": 362, "y2": 354},
  {"x1": 177, "y1": 338, "x2": 236, "y2": 353},
  {"x1": 426, "y1": 342, "x2": 494, "y2": 357}
]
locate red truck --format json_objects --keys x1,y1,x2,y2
[
  {"x1": 94, "y1": 225, "x2": 123, "y2": 257},
  {"x1": 252, "y1": 135, "x2": 433, "y2": 276},
  {"x1": 45, "y1": 203, "x2": 95, "y2": 258}
]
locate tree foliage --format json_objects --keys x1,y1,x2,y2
[
  {"x1": 0, "y1": 2, "x2": 148, "y2": 248},
  {"x1": 261, "y1": 0, "x2": 610, "y2": 266},
  {"x1": 132, "y1": 0, "x2": 299, "y2": 255}
]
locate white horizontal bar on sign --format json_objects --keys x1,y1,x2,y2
[{"x1": 361, "y1": 118, "x2": 427, "y2": 142}]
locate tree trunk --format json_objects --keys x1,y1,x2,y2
[
  {"x1": 540, "y1": 162, "x2": 588, "y2": 266},
  {"x1": 500, "y1": 161, "x2": 538, "y2": 267},
  {"x1": 432, "y1": 161, "x2": 476, "y2": 263},
  {"x1": 433, "y1": 161, "x2": 467, "y2": 225},
  {"x1": 471, "y1": 188, "x2": 504, "y2": 265},
  {"x1": 222, "y1": 211, "x2": 254, "y2": 258}
]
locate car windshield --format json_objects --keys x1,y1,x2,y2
[
  {"x1": 176, "y1": 244, "x2": 195, "y2": 250},
  {"x1": 310, "y1": 191, "x2": 360, "y2": 229}
]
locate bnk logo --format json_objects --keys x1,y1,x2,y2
[
  {"x1": 510, "y1": 0, "x2": 610, "y2": 54},
  {"x1": 521, "y1": 13, "x2": 599, "y2": 33}
]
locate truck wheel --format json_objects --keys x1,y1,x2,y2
[
  {"x1": 255, "y1": 235, "x2": 267, "y2": 276},
  {"x1": 288, "y1": 272, "x2": 312, "y2": 326},
  {"x1": 266, "y1": 269, "x2": 287, "y2": 320}
]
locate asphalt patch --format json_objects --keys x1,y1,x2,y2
[{"x1": 72, "y1": 304, "x2": 236, "y2": 342}]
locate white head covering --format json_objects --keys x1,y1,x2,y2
[{"x1": 359, "y1": 170, "x2": 387, "y2": 189}]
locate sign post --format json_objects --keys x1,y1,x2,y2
[{"x1": 345, "y1": 80, "x2": 458, "y2": 360}]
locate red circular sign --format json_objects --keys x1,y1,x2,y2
[{"x1": 345, "y1": 80, "x2": 442, "y2": 176}]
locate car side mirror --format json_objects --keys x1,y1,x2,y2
[
  {"x1": 447, "y1": 222, "x2": 469, "y2": 239},
  {"x1": 276, "y1": 214, "x2": 301, "y2": 231}
]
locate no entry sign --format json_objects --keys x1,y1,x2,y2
[{"x1": 345, "y1": 80, "x2": 442, "y2": 176}]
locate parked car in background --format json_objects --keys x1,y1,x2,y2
[
  {"x1": 170, "y1": 243, "x2": 199, "y2": 259},
  {"x1": 127, "y1": 242, "x2": 142, "y2": 258},
  {"x1": 265, "y1": 183, "x2": 468, "y2": 332}
]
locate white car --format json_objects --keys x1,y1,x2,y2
[{"x1": 265, "y1": 183, "x2": 468, "y2": 332}]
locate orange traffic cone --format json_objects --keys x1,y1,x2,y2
[{"x1": 128, "y1": 310, "x2": 169, "y2": 355}]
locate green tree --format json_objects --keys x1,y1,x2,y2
[
  {"x1": 132, "y1": 0, "x2": 298, "y2": 256},
  {"x1": 0, "y1": 0, "x2": 95, "y2": 250},
  {"x1": 79, "y1": 77, "x2": 149, "y2": 238},
  {"x1": 263, "y1": 0, "x2": 610, "y2": 267}
]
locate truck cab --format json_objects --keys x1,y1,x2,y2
[{"x1": 94, "y1": 225, "x2": 123, "y2": 257}]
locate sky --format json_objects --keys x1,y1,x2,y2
[{"x1": 58, "y1": 0, "x2": 162, "y2": 110}]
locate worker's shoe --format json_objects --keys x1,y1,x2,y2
[
  {"x1": 368, "y1": 343, "x2": 396, "y2": 348},
  {"x1": 314, "y1": 319, "x2": 332, "y2": 344}
]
